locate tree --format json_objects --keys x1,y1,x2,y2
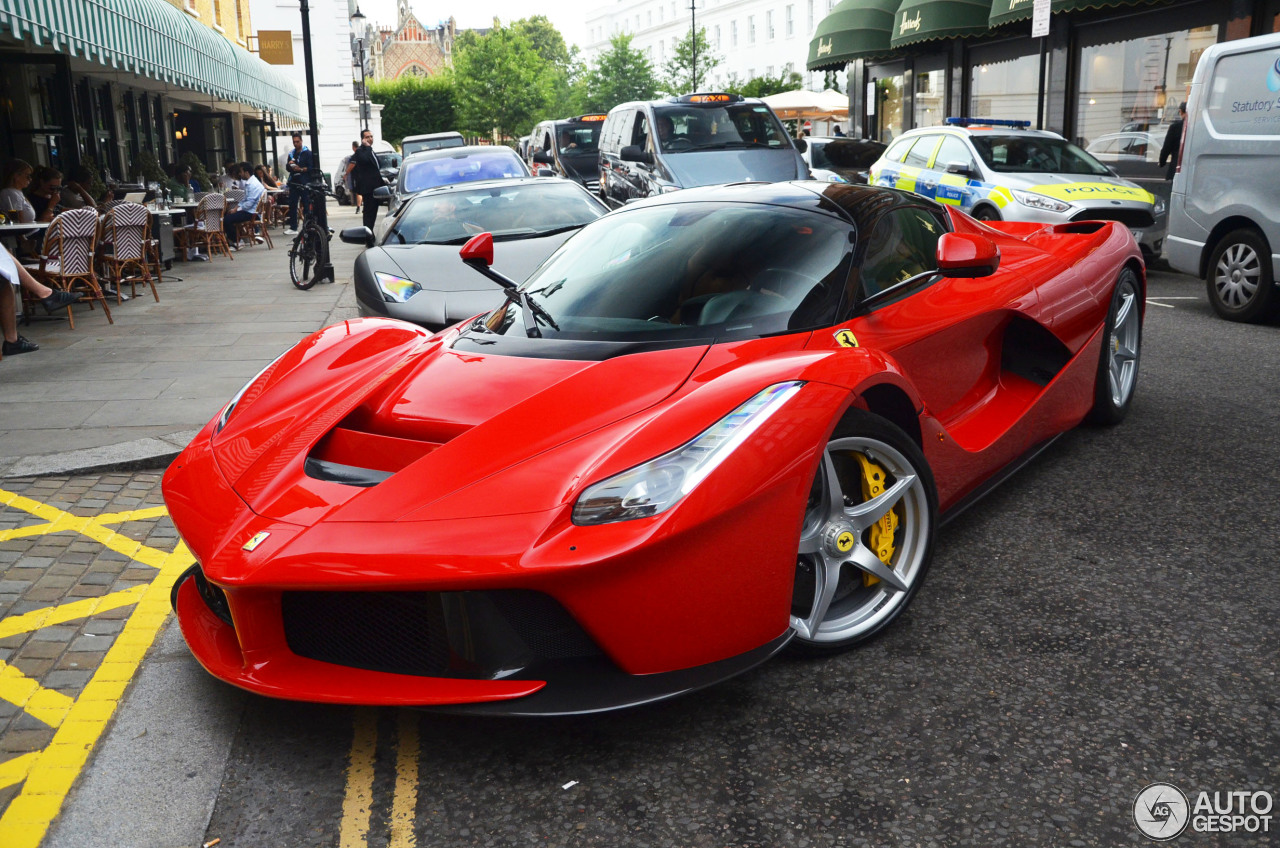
[
  {"x1": 452, "y1": 26, "x2": 553, "y2": 142},
  {"x1": 725, "y1": 69, "x2": 804, "y2": 98},
  {"x1": 580, "y1": 33, "x2": 659, "y2": 114},
  {"x1": 368, "y1": 74, "x2": 456, "y2": 148},
  {"x1": 823, "y1": 71, "x2": 842, "y2": 93},
  {"x1": 661, "y1": 27, "x2": 722, "y2": 95},
  {"x1": 511, "y1": 16, "x2": 583, "y2": 120}
]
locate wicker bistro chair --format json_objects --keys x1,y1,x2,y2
[
  {"x1": 174, "y1": 194, "x2": 233, "y2": 261},
  {"x1": 234, "y1": 193, "x2": 273, "y2": 250},
  {"x1": 23, "y1": 207, "x2": 111, "y2": 329},
  {"x1": 99, "y1": 202, "x2": 159, "y2": 303}
]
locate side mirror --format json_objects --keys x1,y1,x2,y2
[
  {"x1": 532, "y1": 151, "x2": 553, "y2": 164},
  {"x1": 620, "y1": 145, "x2": 654, "y2": 165},
  {"x1": 339, "y1": 226, "x2": 375, "y2": 248},
  {"x1": 944, "y1": 161, "x2": 975, "y2": 178},
  {"x1": 372, "y1": 185, "x2": 392, "y2": 200},
  {"x1": 794, "y1": 138, "x2": 808, "y2": 153},
  {"x1": 937, "y1": 232, "x2": 1000, "y2": 278},
  {"x1": 460, "y1": 232, "x2": 494, "y2": 267}
]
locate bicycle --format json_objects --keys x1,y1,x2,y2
[{"x1": 288, "y1": 178, "x2": 334, "y2": 290}]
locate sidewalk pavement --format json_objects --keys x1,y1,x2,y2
[{"x1": 0, "y1": 203, "x2": 370, "y2": 478}]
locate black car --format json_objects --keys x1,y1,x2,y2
[
  {"x1": 802, "y1": 136, "x2": 887, "y2": 185},
  {"x1": 528, "y1": 114, "x2": 607, "y2": 192},
  {"x1": 342, "y1": 177, "x2": 608, "y2": 331},
  {"x1": 597, "y1": 93, "x2": 807, "y2": 209}
]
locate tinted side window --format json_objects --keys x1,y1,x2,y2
[
  {"x1": 883, "y1": 136, "x2": 915, "y2": 163},
  {"x1": 632, "y1": 111, "x2": 650, "y2": 149},
  {"x1": 600, "y1": 114, "x2": 620, "y2": 152},
  {"x1": 858, "y1": 207, "x2": 945, "y2": 300},
  {"x1": 903, "y1": 135, "x2": 938, "y2": 168},
  {"x1": 934, "y1": 135, "x2": 975, "y2": 171}
]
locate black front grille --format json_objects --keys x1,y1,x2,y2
[
  {"x1": 1070, "y1": 208, "x2": 1155, "y2": 229},
  {"x1": 282, "y1": 589, "x2": 601, "y2": 678}
]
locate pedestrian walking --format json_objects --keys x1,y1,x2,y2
[{"x1": 347, "y1": 129, "x2": 382, "y2": 230}]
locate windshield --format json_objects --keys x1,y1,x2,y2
[
  {"x1": 376, "y1": 152, "x2": 401, "y2": 170},
  {"x1": 403, "y1": 136, "x2": 465, "y2": 156},
  {"x1": 652, "y1": 104, "x2": 790, "y2": 153},
  {"x1": 554, "y1": 123, "x2": 601, "y2": 157},
  {"x1": 970, "y1": 135, "x2": 1112, "y2": 176},
  {"x1": 476, "y1": 202, "x2": 852, "y2": 342},
  {"x1": 387, "y1": 182, "x2": 604, "y2": 245},
  {"x1": 402, "y1": 150, "x2": 526, "y2": 193}
]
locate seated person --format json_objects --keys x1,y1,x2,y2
[
  {"x1": 422, "y1": 196, "x2": 483, "y2": 241},
  {"x1": 26, "y1": 166, "x2": 62, "y2": 222},
  {"x1": 60, "y1": 165, "x2": 98, "y2": 209},
  {"x1": 0, "y1": 241, "x2": 80, "y2": 357}
]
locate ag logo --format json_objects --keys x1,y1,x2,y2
[
  {"x1": 835, "y1": 530, "x2": 855, "y2": 552},
  {"x1": 834, "y1": 329, "x2": 859, "y2": 348},
  {"x1": 242, "y1": 531, "x2": 271, "y2": 552},
  {"x1": 1134, "y1": 782, "x2": 1190, "y2": 841}
]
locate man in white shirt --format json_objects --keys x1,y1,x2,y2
[{"x1": 222, "y1": 162, "x2": 265, "y2": 248}]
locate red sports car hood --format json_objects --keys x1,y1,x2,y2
[{"x1": 216, "y1": 330, "x2": 711, "y2": 525}]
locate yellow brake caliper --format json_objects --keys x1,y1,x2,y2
[{"x1": 854, "y1": 453, "x2": 898, "y2": 586}]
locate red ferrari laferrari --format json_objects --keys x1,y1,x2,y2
[{"x1": 163, "y1": 182, "x2": 1143, "y2": 715}]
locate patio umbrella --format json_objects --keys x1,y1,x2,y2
[{"x1": 761, "y1": 89, "x2": 851, "y2": 120}]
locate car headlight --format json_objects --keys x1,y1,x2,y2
[
  {"x1": 572, "y1": 382, "x2": 805, "y2": 526},
  {"x1": 215, "y1": 353, "x2": 286, "y2": 434},
  {"x1": 1011, "y1": 189, "x2": 1071, "y2": 213},
  {"x1": 374, "y1": 272, "x2": 422, "y2": 303},
  {"x1": 1154, "y1": 196, "x2": 1167, "y2": 216},
  {"x1": 658, "y1": 185, "x2": 681, "y2": 194}
]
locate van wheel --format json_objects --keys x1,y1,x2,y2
[
  {"x1": 1207, "y1": 228, "x2": 1275, "y2": 323},
  {"x1": 972, "y1": 205, "x2": 1000, "y2": 222}
]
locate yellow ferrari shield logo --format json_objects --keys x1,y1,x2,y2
[
  {"x1": 243, "y1": 531, "x2": 271, "y2": 552},
  {"x1": 834, "y1": 329, "x2": 859, "y2": 348},
  {"x1": 836, "y1": 531, "x2": 855, "y2": 552}
]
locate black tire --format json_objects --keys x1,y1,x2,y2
[
  {"x1": 789, "y1": 409, "x2": 938, "y2": 655},
  {"x1": 289, "y1": 225, "x2": 324, "y2": 290},
  {"x1": 1087, "y1": 267, "x2": 1143, "y2": 425},
  {"x1": 1206, "y1": 228, "x2": 1276, "y2": 322},
  {"x1": 972, "y1": 205, "x2": 1001, "y2": 222}
]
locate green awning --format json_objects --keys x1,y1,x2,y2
[
  {"x1": 890, "y1": 0, "x2": 993, "y2": 49},
  {"x1": 0, "y1": 0, "x2": 305, "y2": 120},
  {"x1": 991, "y1": 0, "x2": 1156, "y2": 28},
  {"x1": 807, "y1": 0, "x2": 901, "y2": 72}
]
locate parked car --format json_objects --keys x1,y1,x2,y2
[
  {"x1": 870, "y1": 119, "x2": 1163, "y2": 260},
  {"x1": 597, "y1": 93, "x2": 807, "y2": 208},
  {"x1": 401, "y1": 132, "x2": 465, "y2": 157},
  {"x1": 802, "y1": 136, "x2": 887, "y2": 184},
  {"x1": 391, "y1": 145, "x2": 530, "y2": 212},
  {"x1": 1167, "y1": 31, "x2": 1280, "y2": 322},
  {"x1": 165, "y1": 180, "x2": 1144, "y2": 714},
  {"x1": 1087, "y1": 130, "x2": 1171, "y2": 255},
  {"x1": 340, "y1": 177, "x2": 607, "y2": 331},
  {"x1": 528, "y1": 113, "x2": 608, "y2": 192}
]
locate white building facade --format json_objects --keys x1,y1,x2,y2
[
  {"x1": 583, "y1": 0, "x2": 846, "y2": 93},
  {"x1": 249, "y1": 0, "x2": 384, "y2": 179}
]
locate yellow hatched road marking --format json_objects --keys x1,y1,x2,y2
[
  {"x1": 340, "y1": 708, "x2": 379, "y2": 848},
  {"x1": 0, "y1": 663, "x2": 74, "y2": 727},
  {"x1": 0, "y1": 485, "x2": 194, "y2": 848},
  {"x1": 391, "y1": 711, "x2": 420, "y2": 848}
]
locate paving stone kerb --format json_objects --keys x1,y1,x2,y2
[{"x1": 0, "y1": 203, "x2": 369, "y2": 478}]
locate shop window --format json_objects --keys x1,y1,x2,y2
[
  {"x1": 1075, "y1": 25, "x2": 1219, "y2": 151},
  {"x1": 969, "y1": 54, "x2": 1039, "y2": 127},
  {"x1": 874, "y1": 73, "x2": 905, "y2": 143},
  {"x1": 913, "y1": 68, "x2": 946, "y2": 128}
]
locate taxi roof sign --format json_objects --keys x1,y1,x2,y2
[
  {"x1": 945, "y1": 117, "x2": 1032, "y2": 129},
  {"x1": 671, "y1": 93, "x2": 743, "y2": 104},
  {"x1": 572, "y1": 113, "x2": 607, "y2": 122}
]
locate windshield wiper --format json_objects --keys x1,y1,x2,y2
[{"x1": 461, "y1": 252, "x2": 559, "y2": 338}]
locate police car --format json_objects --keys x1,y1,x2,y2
[{"x1": 869, "y1": 118, "x2": 1163, "y2": 257}]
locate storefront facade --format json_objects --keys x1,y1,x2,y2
[
  {"x1": 810, "y1": 0, "x2": 1280, "y2": 152},
  {"x1": 0, "y1": 0, "x2": 305, "y2": 183}
]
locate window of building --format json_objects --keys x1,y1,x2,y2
[
  {"x1": 731, "y1": 20, "x2": 738, "y2": 46},
  {"x1": 767, "y1": 11, "x2": 774, "y2": 40},
  {"x1": 807, "y1": 0, "x2": 814, "y2": 34},
  {"x1": 786, "y1": 5, "x2": 794, "y2": 37},
  {"x1": 767, "y1": 65, "x2": 774, "y2": 77},
  {"x1": 211, "y1": 0, "x2": 221, "y2": 26},
  {"x1": 714, "y1": 24, "x2": 720, "y2": 47},
  {"x1": 913, "y1": 65, "x2": 946, "y2": 129},
  {"x1": 748, "y1": 15, "x2": 755, "y2": 43},
  {"x1": 969, "y1": 53, "x2": 1040, "y2": 127}
]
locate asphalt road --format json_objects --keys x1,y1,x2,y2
[{"x1": 48, "y1": 267, "x2": 1280, "y2": 848}]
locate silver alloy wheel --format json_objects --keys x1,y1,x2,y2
[
  {"x1": 1214, "y1": 241, "x2": 1261, "y2": 309},
  {"x1": 791, "y1": 435, "x2": 931, "y2": 645},
  {"x1": 1108, "y1": 282, "x2": 1140, "y2": 407}
]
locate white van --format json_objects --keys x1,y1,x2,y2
[{"x1": 1166, "y1": 31, "x2": 1280, "y2": 322}]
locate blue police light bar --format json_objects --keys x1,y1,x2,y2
[{"x1": 945, "y1": 117, "x2": 1032, "y2": 128}]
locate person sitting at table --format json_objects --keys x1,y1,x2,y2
[
  {"x1": 0, "y1": 159, "x2": 36, "y2": 223},
  {"x1": 60, "y1": 165, "x2": 97, "y2": 209},
  {"x1": 223, "y1": 162, "x2": 264, "y2": 248},
  {"x1": 26, "y1": 166, "x2": 61, "y2": 222},
  {"x1": 174, "y1": 164, "x2": 201, "y2": 196},
  {"x1": 253, "y1": 164, "x2": 278, "y2": 189},
  {"x1": 0, "y1": 240, "x2": 79, "y2": 357}
]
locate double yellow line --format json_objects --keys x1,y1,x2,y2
[{"x1": 341, "y1": 709, "x2": 422, "y2": 848}]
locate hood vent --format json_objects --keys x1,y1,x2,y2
[{"x1": 305, "y1": 425, "x2": 439, "y2": 488}]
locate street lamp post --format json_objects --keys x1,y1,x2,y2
[
  {"x1": 298, "y1": 0, "x2": 332, "y2": 278},
  {"x1": 689, "y1": 0, "x2": 697, "y2": 91},
  {"x1": 351, "y1": 5, "x2": 370, "y2": 132}
]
